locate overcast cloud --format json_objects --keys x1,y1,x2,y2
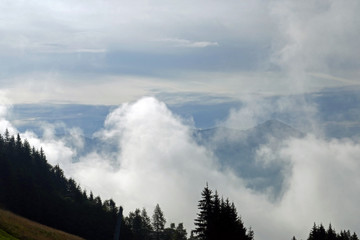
[{"x1": 0, "y1": 0, "x2": 359, "y2": 104}]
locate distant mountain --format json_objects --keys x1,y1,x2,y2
[
  {"x1": 194, "y1": 119, "x2": 302, "y2": 143},
  {"x1": 194, "y1": 120, "x2": 304, "y2": 199}
]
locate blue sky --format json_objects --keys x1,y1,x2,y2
[{"x1": 1, "y1": 1, "x2": 360, "y2": 240}]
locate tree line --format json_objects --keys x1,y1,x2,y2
[
  {"x1": 124, "y1": 204, "x2": 187, "y2": 240},
  {"x1": 0, "y1": 130, "x2": 120, "y2": 239},
  {"x1": 292, "y1": 223, "x2": 359, "y2": 240},
  {"x1": 0, "y1": 130, "x2": 359, "y2": 240},
  {"x1": 0, "y1": 130, "x2": 188, "y2": 240},
  {"x1": 192, "y1": 184, "x2": 253, "y2": 240}
]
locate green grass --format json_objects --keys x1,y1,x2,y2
[
  {"x1": 0, "y1": 208, "x2": 85, "y2": 240},
  {"x1": 0, "y1": 228, "x2": 20, "y2": 240}
]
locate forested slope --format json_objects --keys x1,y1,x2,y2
[{"x1": 0, "y1": 130, "x2": 126, "y2": 240}]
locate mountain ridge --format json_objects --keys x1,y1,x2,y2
[{"x1": 194, "y1": 119, "x2": 304, "y2": 200}]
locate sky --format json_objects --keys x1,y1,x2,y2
[
  {"x1": 0, "y1": 0, "x2": 359, "y2": 104},
  {"x1": 1, "y1": 1, "x2": 360, "y2": 240}
]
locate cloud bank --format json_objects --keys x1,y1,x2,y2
[{"x1": 2, "y1": 96, "x2": 360, "y2": 240}]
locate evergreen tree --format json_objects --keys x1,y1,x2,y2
[
  {"x1": 210, "y1": 191, "x2": 221, "y2": 240},
  {"x1": 153, "y1": 204, "x2": 166, "y2": 240},
  {"x1": 127, "y1": 209, "x2": 144, "y2": 240},
  {"x1": 164, "y1": 223, "x2": 177, "y2": 240},
  {"x1": 194, "y1": 185, "x2": 252, "y2": 240},
  {"x1": 188, "y1": 231, "x2": 197, "y2": 240},
  {"x1": 140, "y1": 208, "x2": 153, "y2": 240},
  {"x1": 247, "y1": 227, "x2": 254, "y2": 240},
  {"x1": 327, "y1": 224, "x2": 337, "y2": 240},
  {"x1": 339, "y1": 230, "x2": 351, "y2": 240},
  {"x1": 4, "y1": 128, "x2": 10, "y2": 142},
  {"x1": 194, "y1": 184, "x2": 213, "y2": 240},
  {"x1": 15, "y1": 133, "x2": 22, "y2": 150},
  {"x1": 141, "y1": 208, "x2": 153, "y2": 235},
  {"x1": 306, "y1": 223, "x2": 358, "y2": 240},
  {"x1": 175, "y1": 223, "x2": 187, "y2": 240},
  {"x1": 351, "y1": 232, "x2": 359, "y2": 240},
  {"x1": 162, "y1": 222, "x2": 187, "y2": 240},
  {"x1": 0, "y1": 132, "x2": 4, "y2": 145}
]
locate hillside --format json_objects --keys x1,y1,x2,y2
[
  {"x1": 0, "y1": 130, "x2": 129, "y2": 240},
  {"x1": 0, "y1": 208, "x2": 84, "y2": 240}
]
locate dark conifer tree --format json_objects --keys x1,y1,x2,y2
[
  {"x1": 127, "y1": 209, "x2": 144, "y2": 240},
  {"x1": 23, "y1": 139, "x2": 31, "y2": 155},
  {"x1": 194, "y1": 185, "x2": 252, "y2": 240},
  {"x1": 351, "y1": 232, "x2": 359, "y2": 240},
  {"x1": 339, "y1": 230, "x2": 351, "y2": 240},
  {"x1": 15, "y1": 133, "x2": 22, "y2": 150},
  {"x1": 309, "y1": 223, "x2": 317, "y2": 240},
  {"x1": 4, "y1": 128, "x2": 10, "y2": 142},
  {"x1": 141, "y1": 208, "x2": 153, "y2": 240},
  {"x1": 175, "y1": 223, "x2": 187, "y2": 240},
  {"x1": 210, "y1": 191, "x2": 221, "y2": 240},
  {"x1": 152, "y1": 204, "x2": 166, "y2": 240},
  {"x1": 307, "y1": 223, "x2": 358, "y2": 240},
  {"x1": 247, "y1": 227, "x2": 255, "y2": 240},
  {"x1": 194, "y1": 184, "x2": 213, "y2": 240},
  {"x1": 327, "y1": 224, "x2": 337, "y2": 240}
]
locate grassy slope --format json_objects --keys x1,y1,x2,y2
[
  {"x1": 0, "y1": 228, "x2": 20, "y2": 240},
  {"x1": 0, "y1": 208, "x2": 85, "y2": 240}
]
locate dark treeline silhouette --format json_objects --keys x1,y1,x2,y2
[
  {"x1": 0, "y1": 130, "x2": 125, "y2": 240},
  {"x1": 1, "y1": 130, "x2": 359, "y2": 240},
  {"x1": 124, "y1": 205, "x2": 187, "y2": 240},
  {"x1": 292, "y1": 223, "x2": 359, "y2": 240},
  {"x1": 0, "y1": 130, "x2": 188, "y2": 240},
  {"x1": 192, "y1": 184, "x2": 254, "y2": 240}
]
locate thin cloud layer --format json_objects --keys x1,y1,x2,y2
[
  {"x1": 156, "y1": 38, "x2": 219, "y2": 48},
  {"x1": 223, "y1": 95, "x2": 319, "y2": 134},
  {"x1": 1, "y1": 0, "x2": 359, "y2": 104},
  {"x1": 270, "y1": 0, "x2": 360, "y2": 87}
]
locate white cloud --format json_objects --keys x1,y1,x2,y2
[
  {"x1": 0, "y1": 92, "x2": 17, "y2": 134},
  {"x1": 2, "y1": 96, "x2": 360, "y2": 240},
  {"x1": 270, "y1": 0, "x2": 360, "y2": 84},
  {"x1": 252, "y1": 135, "x2": 360, "y2": 239},
  {"x1": 75, "y1": 97, "x2": 229, "y2": 226}
]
